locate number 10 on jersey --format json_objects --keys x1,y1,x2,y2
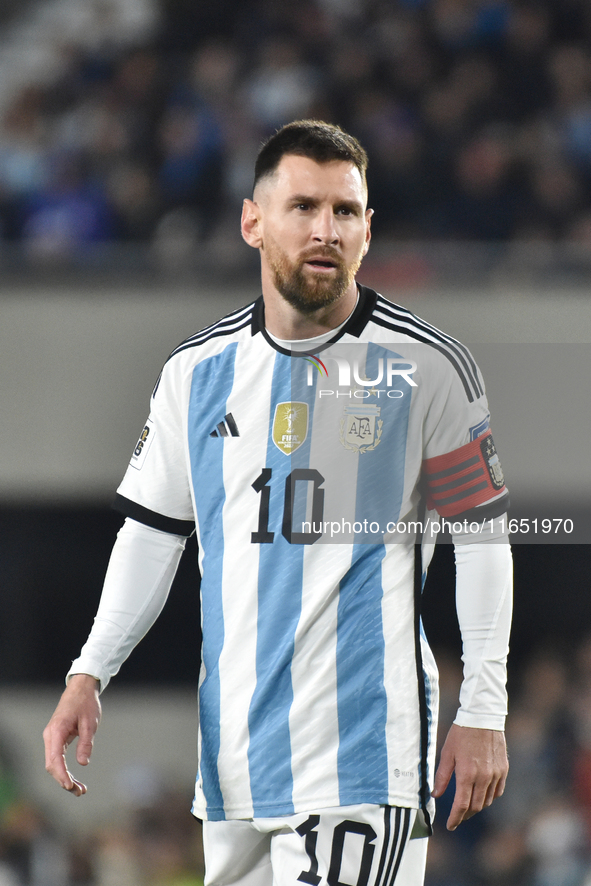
[{"x1": 251, "y1": 468, "x2": 325, "y2": 545}]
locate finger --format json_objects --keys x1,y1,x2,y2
[
  {"x1": 452, "y1": 769, "x2": 504, "y2": 827},
  {"x1": 46, "y1": 753, "x2": 72, "y2": 789},
  {"x1": 479, "y1": 758, "x2": 508, "y2": 809},
  {"x1": 44, "y1": 739, "x2": 88, "y2": 796},
  {"x1": 43, "y1": 728, "x2": 73, "y2": 789},
  {"x1": 467, "y1": 776, "x2": 491, "y2": 815},
  {"x1": 494, "y1": 769, "x2": 508, "y2": 799},
  {"x1": 482, "y1": 770, "x2": 507, "y2": 808},
  {"x1": 447, "y1": 780, "x2": 474, "y2": 830},
  {"x1": 432, "y1": 755, "x2": 454, "y2": 798},
  {"x1": 46, "y1": 743, "x2": 88, "y2": 796},
  {"x1": 76, "y1": 723, "x2": 95, "y2": 766},
  {"x1": 64, "y1": 774, "x2": 88, "y2": 797}
]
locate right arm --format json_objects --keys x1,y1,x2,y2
[{"x1": 43, "y1": 517, "x2": 186, "y2": 794}]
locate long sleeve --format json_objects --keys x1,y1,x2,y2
[
  {"x1": 452, "y1": 525, "x2": 513, "y2": 731},
  {"x1": 68, "y1": 518, "x2": 187, "y2": 692}
]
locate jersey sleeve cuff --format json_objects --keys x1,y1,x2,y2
[
  {"x1": 453, "y1": 710, "x2": 507, "y2": 731},
  {"x1": 67, "y1": 659, "x2": 111, "y2": 694},
  {"x1": 113, "y1": 494, "x2": 195, "y2": 537}
]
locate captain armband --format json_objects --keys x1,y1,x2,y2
[{"x1": 423, "y1": 432, "x2": 509, "y2": 519}]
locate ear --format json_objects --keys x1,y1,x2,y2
[
  {"x1": 241, "y1": 199, "x2": 263, "y2": 249},
  {"x1": 362, "y1": 207, "x2": 373, "y2": 257}
]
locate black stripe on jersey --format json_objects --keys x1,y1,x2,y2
[
  {"x1": 172, "y1": 302, "x2": 256, "y2": 353},
  {"x1": 413, "y1": 509, "x2": 433, "y2": 835},
  {"x1": 371, "y1": 314, "x2": 477, "y2": 403},
  {"x1": 152, "y1": 305, "x2": 255, "y2": 396},
  {"x1": 374, "y1": 806, "x2": 393, "y2": 886},
  {"x1": 344, "y1": 284, "x2": 380, "y2": 337},
  {"x1": 113, "y1": 494, "x2": 195, "y2": 537},
  {"x1": 168, "y1": 312, "x2": 255, "y2": 359},
  {"x1": 375, "y1": 295, "x2": 482, "y2": 392},
  {"x1": 387, "y1": 809, "x2": 412, "y2": 886},
  {"x1": 375, "y1": 807, "x2": 412, "y2": 886},
  {"x1": 373, "y1": 295, "x2": 483, "y2": 403},
  {"x1": 375, "y1": 295, "x2": 482, "y2": 383},
  {"x1": 251, "y1": 296, "x2": 265, "y2": 335}
]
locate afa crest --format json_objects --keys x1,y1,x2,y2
[
  {"x1": 272, "y1": 402, "x2": 309, "y2": 455},
  {"x1": 340, "y1": 404, "x2": 383, "y2": 453}
]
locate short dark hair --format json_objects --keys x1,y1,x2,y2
[{"x1": 253, "y1": 119, "x2": 368, "y2": 193}]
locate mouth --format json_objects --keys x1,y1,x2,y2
[{"x1": 304, "y1": 258, "x2": 338, "y2": 272}]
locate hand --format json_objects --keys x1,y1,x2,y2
[
  {"x1": 432, "y1": 724, "x2": 508, "y2": 831},
  {"x1": 43, "y1": 674, "x2": 101, "y2": 797}
]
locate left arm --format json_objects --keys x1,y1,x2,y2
[{"x1": 432, "y1": 526, "x2": 512, "y2": 829}]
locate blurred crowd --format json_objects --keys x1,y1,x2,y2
[
  {"x1": 429, "y1": 638, "x2": 591, "y2": 886},
  {"x1": 2, "y1": 0, "x2": 591, "y2": 267},
  {"x1": 4, "y1": 638, "x2": 591, "y2": 884},
  {"x1": 0, "y1": 771, "x2": 205, "y2": 886}
]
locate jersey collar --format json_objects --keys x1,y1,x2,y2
[{"x1": 251, "y1": 283, "x2": 378, "y2": 355}]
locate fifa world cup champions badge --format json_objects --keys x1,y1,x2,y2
[{"x1": 272, "y1": 402, "x2": 309, "y2": 455}]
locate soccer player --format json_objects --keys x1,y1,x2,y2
[{"x1": 44, "y1": 120, "x2": 512, "y2": 886}]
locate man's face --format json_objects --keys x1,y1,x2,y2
[{"x1": 244, "y1": 155, "x2": 372, "y2": 315}]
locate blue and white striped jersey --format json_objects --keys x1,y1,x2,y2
[{"x1": 115, "y1": 285, "x2": 509, "y2": 822}]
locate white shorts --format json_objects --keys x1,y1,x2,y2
[{"x1": 202, "y1": 804, "x2": 429, "y2": 886}]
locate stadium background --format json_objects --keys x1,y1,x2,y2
[{"x1": 0, "y1": 0, "x2": 590, "y2": 883}]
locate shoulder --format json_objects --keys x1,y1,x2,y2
[
  {"x1": 152, "y1": 298, "x2": 260, "y2": 398},
  {"x1": 360, "y1": 287, "x2": 484, "y2": 403},
  {"x1": 167, "y1": 299, "x2": 259, "y2": 363}
]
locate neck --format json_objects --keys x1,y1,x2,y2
[{"x1": 262, "y1": 276, "x2": 359, "y2": 340}]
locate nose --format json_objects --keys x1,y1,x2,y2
[{"x1": 312, "y1": 207, "x2": 339, "y2": 245}]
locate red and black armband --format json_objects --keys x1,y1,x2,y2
[{"x1": 423, "y1": 432, "x2": 508, "y2": 519}]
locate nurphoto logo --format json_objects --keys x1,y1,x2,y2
[{"x1": 305, "y1": 354, "x2": 417, "y2": 387}]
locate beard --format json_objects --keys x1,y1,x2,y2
[{"x1": 265, "y1": 241, "x2": 361, "y2": 315}]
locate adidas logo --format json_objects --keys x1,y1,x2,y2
[{"x1": 210, "y1": 413, "x2": 240, "y2": 437}]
